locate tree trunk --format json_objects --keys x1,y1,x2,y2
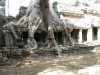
[{"x1": 40, "y1": 0, "x2": 62, "y2": 57}]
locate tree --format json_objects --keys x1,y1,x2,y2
[
  {"x1": 16, "y1": 6, "x2": 27, "y2": 20},
  {"x1": 2, "y1": 0, "x2": 74, "y2": 57}
]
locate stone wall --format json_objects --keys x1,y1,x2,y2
[{"x1": 0, "y1": 15, "x2": 5, "y2": 47}]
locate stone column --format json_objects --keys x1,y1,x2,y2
[
  {"x1": 78, "y1": 29, "x2": 82, "y2": 44},
  {"x1": 97, "y1": 27, "x2": 100, "y2": 40},
  {"x1": 5, "y1": 33, "x2": 9, "y2": 46},
  {"x1": 87, "y1": 28, "x2": 93, "y2": 42},
  {"x1": 9, "y1": 33, "x2": 14, "y2": 46},
  {"x1": 5, "y1": 32, "x2": 14, "y2": 47}
]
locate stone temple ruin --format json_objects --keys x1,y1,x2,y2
[
  {"x1": 58, "y1": 0, "x2": 100, "y2": 46},
  {"x1": 0, "y1": 0, "x2": 100, "y2": 65}
]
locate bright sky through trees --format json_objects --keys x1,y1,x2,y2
[
  {"x1": 6, "y1": 0, "x2": 77, "y2": 16},
  {"x1": 7, "y1": 0, "x2": 93, "y2": 16}
]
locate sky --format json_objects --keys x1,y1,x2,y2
[
  {"x1": 6, "y1": 0, "x2": 31, "y2": 16},
  {"x1": 6, "y1": 0, "x2": 92, "y2": 16},
  {"x1": 6, "y1": 0, "x2": 78, "y2": 16}
]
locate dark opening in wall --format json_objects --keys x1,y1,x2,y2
[
  {"x1": 71, "y1": 29, "x2": 79, "y2": 43},
  {"x1": 21, "y1": 32, "x2": 28, "y2": 44},
  {"x1": 93, "y1": 27, "x2": 98, "y2": 40},
  {"x1": 82, "y1": 29, "x2": 87, "y2": 42},
  {"x1": 54, "y1": 32, "x2": 63, "y2": 45},
  {"x1": 22, "y1": 32, "x2": 46, "y2": 44},
  {"x1": 15, "y1": 31, "x2": 46, "y2": 48},
  {"x1": 15, "y1": 32, "x2": 28, "y2": 48},
  {"x1": 0, "y1": 33, "x2": 5, "y2": 47},
  {"x1": 34, "y1": 32, "x2": 46, "y2": 47}
]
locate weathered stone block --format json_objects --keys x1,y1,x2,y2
[{"x1": 2, "y1": 57, "x2": 8, "y2": 62}]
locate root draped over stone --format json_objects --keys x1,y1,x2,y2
[{"x1": 2, "y1": 0, "x2": 74, "y2": 57}]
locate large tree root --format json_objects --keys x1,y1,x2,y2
[
  {"x1": 27, "y1": 16, "x2": 43, "y2": 53},
  {"x1": 61, "y1": 16, "x2": 75, "y2": 46},
  {"x1": 47, "y1": 23, "x2": 62, "y2": 57},
  {"x1": 27, "y1": 37, "x2": 37, "y2": 52},
  {"x1": 46, "y1": 39, "x2": 62, "y2": 57},
  {"x1": 2, "y1": 0, "x2": 74, "y2": 57},
  {"x1": 51, "y1": 39, "x2": 62, "y2": 57}
]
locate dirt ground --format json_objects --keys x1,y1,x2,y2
[{"x1": 0, "y1": 52, "x2": 100, "y2": 75}]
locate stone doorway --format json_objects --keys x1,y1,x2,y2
[
  {"x1": 71, "y1": 29, "x2": 79, "y2": 43},
  {"x1": 93, "y1": 27, "x2": 98, "y2": 40},
  {"x1": 54, "y1": 32, "x2": 63, "y2": 45},
  {"x1": 82, "y1": 29, "x2": 87, "y2": 42}
]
